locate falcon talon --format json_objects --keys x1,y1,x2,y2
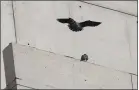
[{"x1": 57, "y1": 18, "x2": 101, "y2": 32}]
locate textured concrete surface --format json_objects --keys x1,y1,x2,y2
[
  {"x1": 1, "y1": 1, "x2": 137, "y2": 89},
  {"x1": 13, "y1": 1, "x2": 137, "y2": 74},
  {"x1": 1, "y1": 1, "x2": 16, "y2": 89},
  {"x1": 69, "y1": 1, "x2": 137, "y2": 75},
  {"x1": 84, "y1": 1, "x2": 137, "y2": 16},
  {"x1": 17, "y1": 85, "x2": 31, "y2": 89},
  {"x1": 4, "y1": 43, "x2": 133, "y2": 89},
  {"x1": 132, "y1": 75, "x2": 137, "y2": 89},
  {"x1": 3, "y1": 43, "x2": 17, "y2": 89}
]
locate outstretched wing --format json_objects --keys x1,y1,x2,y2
[
  {"x1": 57, "y1": 18, "x2": 72, "y2": 24},
  {"x1": 80, "y1": 20, "x2": 101, "y2": 27}
]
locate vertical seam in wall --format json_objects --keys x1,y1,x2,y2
[
  {"x1": 125, "y1": 20, "x2": 133, "y2": 62},
  {"x1": 130, "y1": 74, "x2": 134, "y2": 89},
  {"x1": 11, "y1": 1, "x2": 17, "y2": 43}
]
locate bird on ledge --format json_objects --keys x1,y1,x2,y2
[
  {"x1": 80, "y1": 54, "x2": 88, "y2": 62},
  {"x1": 57, "y1": 18, "x2": 101, "y2": 32}
]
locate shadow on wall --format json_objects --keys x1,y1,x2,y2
[{"x1": 3, "y1": 43, "x2": 17, "y2": 89}]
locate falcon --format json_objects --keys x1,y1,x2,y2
[{"x1": 57, "y1": 18, "x2": 101, "y2": 32}]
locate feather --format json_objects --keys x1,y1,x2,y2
[
  {"x1": 80, "y1": 20, "x2": 101, "y2": 27},
  {"x1": 57, "y1": 18, "x2": 72, "y2": 24}
]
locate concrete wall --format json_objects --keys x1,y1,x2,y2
[
  {"x1": 84, "y1": 1, "x2": 137, "y2": 16},
  {"x1": 13, "y1": 1, "x2": 137, "y2": 74},
  {"x1": 1, "y1": 1, "x2": 16, "y2": 89},
  {"x1": 4, "y1": 43, "x2": 136, "y2": 89},
  {"x1": 2, "y1": 1, "x2": 137, "y2": 89}
]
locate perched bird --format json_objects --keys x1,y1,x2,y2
[
  {"x1": 80, "y1": 54, "x2": 88, "y2": 62},
  {"x1": 57, "y1": 18, "x2": 101, "y2": 32}
]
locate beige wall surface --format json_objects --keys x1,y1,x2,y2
[
  {"x1": 1, "y1": 1, "x2": 137, "y2": 89},
  {"x1": 1, "y1": 1, "x2": 16, "y2": 89},
  {"x1": 84, "y1": 1, "x2": 137, "y2": 16},
  {"x1": 13, "y1": 43, "x2": 133, "y2": 89},
  {"x1": 13, "y1": 1, "x2": 137, "y2": 74}
]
